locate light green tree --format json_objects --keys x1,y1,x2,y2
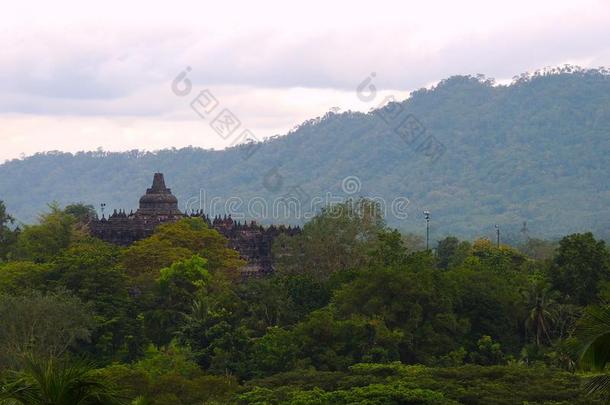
[{"x1": 15, "y1": 204, "x2": 80, "y2": 263}]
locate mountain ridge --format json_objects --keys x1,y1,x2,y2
[{"x1": 1, "y1": 67, "x2": 609, "y2": 241}]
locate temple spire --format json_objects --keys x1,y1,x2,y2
[
  {"x1": 138, "y1": 172, "x2": 180, "y2": 215},
  {"x1": 147, "y1": 172, "x2": 171, "y2": 194}
]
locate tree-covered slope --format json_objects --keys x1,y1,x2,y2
[{"x1": 1, "y1": 68, "x2": 609, "y2": 239}]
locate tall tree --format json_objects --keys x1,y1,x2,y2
[
  {"x1": 274, "y1": 198, "x2": 385, "y2": 281},
  {"x1": 549, "y1": 233, "x2": 610, "y2": 305},
  {"x1": 146, "y1": 255, "x2": 211, "y2": 347},
  {"x1": 436, "y1": 236, "x2": 472, "y2": 270},
  {"x1": 0, "y1": 200, "x2": 18, "y2": 261},
  {"x1": 64, "y1": 203, "x2": 98, "y2": 224},
  {"x1": 523, "y1": 281, "x2": 556, "y2": 346},
  {"x1": 51, "y1": 238, "x2": 133, "y2": 360},
  {"x1": 14, "y1": 204, "x2": 79, "y2": 263}
]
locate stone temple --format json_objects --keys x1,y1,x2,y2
[{"x1": 90, "y1": 173, "x2": 299, "y2": 274}]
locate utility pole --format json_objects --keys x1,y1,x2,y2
[
  {"x1": 495, "y1": 224, "x2": 500, "y2": 248},
  {"x1": 424, "y1": 210, "x2": 430, "y2": 250}
]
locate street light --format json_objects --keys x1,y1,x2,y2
[
  {"x1": 424, "y1": 210, "x2": 430, "y2": 250},
  {"x1": 495, "y1": 224, "x2": 500, "y2": 248}
]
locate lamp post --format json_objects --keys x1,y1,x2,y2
[
  {"x1": 424, "y1": 210, "x2": 430, "y2": 250},
  {"x1": 495, "y1": 224, "x2": 500, "y2": 248}
]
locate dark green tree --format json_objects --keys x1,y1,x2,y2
[
  {"x1": 549, "y1": 233, "x2": 610, "y2": 305},
  {"x1": 274, "y1": 198, "x2": 385, "y2": 281},
  {"x1": 51, "y1": 238, "x2": 134, "y2": 361},
  {"x1": 523, "y1": 281, "x2": 556, "y2": 346},
  {"x1": 437, "y1": 236, "x2": 471, "y2": 269},
  {"x1": 368, "y1": 229, "x2": 408, "y2": 268},
  {"x1": 0, "y1": 200, "x2": 18, "y2": 261},
  {"x1": 64, "y1": 203, "x2": 97, "y2": 223},
  {"x1": 333, "y1": 263, "x2": 463, "y2": 364},
  {"x1": 145, "y1": 255, "x2": 211, "y2": 347},
  {"x1": 0, "y1": 291, "x2": 94, "y2": 368}
]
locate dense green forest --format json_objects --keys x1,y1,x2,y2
[
  {"x1": 1, "y1": 198, "x2": 610, "y2": 404},
  {"x1": 1, "y1": 67, "x2": 609, "y2": 240}
]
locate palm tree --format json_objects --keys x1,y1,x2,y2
[
  {"x1": 0, "y1": 356, "x2": 126, "y2": 405},
  {"x1": 523, "y1": 282, "x2": 556, "y2": 346},
  {"x1": 577, "y1": 305, "x2": 610, "y2": 400},
  {"x1": 527, "y1": 296, "x2": 554, "y2": 346}
]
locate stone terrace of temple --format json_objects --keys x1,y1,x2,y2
[{"x1": 89, "y1": 173, "x2": 300, "y2": 274}]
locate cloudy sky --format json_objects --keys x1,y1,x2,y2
[{"x1": 1, "y1": 0, "x2": 609, "y2": 162}]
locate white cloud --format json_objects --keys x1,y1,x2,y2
[{"x1": 1, "y1": 0, "x2": 610, "y2": 161}]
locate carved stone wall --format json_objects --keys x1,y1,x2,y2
[{"x1": 89, "y1": 173, "x2": 299, "y2": 274}]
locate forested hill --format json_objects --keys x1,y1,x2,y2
[{"x1": 1, "y1": 67, "x2": 609, "y2": 240}]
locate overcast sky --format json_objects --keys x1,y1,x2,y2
[{"x1": 1, "y1": 0, "x2": 609, "y2": 162}]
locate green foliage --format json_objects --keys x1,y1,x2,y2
[
  {"x1": 237, "y1": 383, "x2": 457, "y2": 404},
  {"x1": 145, "y1": 255, "x2": 210, "y2": 347},
  {"x1": 577, "y1": 305, "x2": 610, "y2": 372},
  {"x1": 0, "y1": 356, "x2": 126, "y2": 405},
  {"x1": 121, "y1": 217, "x2": 243, "y2": 285},
  {"x1": 0, "y1": 291, "x2": 94, "y2": 368},
  {"x1": 14, "y1": 204, "x2": 79, "y2": 263},
  {"x1": 50, "y1": 238, "x2": 136, "y2": 361},
  {"x1": 274, "y1": 199, "x2": 385, "y2": 281},
  {"x1": 0, "y1": 201, "x2": 18, "y2": 261},
  {"x1": 247, "y1": 327, "x2": 298, "y2": 378},
  {"x1": 368, "y1": 229, "x2": 409, "y2": 268},
  {"x1": 157, "y1": 255, "x2": 210, "y2": 312},
  {"x1": 274, "y1": 273, "x2": 333, "y2": 324},
  {"x1": 445, "y1": 259, "x2": 527, "y2": 353},
  {"x1": 239, "y1": 362, "x2": 603, "y2": 404},
  {"x1": 1, "y1": 195, "x2": 608, "y2": 402},
  {"x1": 51, "y1": 238, "x2": 126, "y2": 314},
  {"x1": 470, "y1": 238, "x2": 527, "y2": 271},
  {"x1": 149, "y1": 217, "x2": 244, "y2": 273},
  {"x1": 118, "y1": 219, "x2": 244, "y2": 350},
  {"x1": 549, "y1": 232, "x2": 610, "y2": 305},
  {"x1": 468, "y1": 335, "x2": 506, "y2": 365},
  {"x1": 177, "y1": 283, "x2": 251, "y2": 376},
  {"x1": 436, "y1": 236, "x2": 470, "y2": 269},
  {"x1": 522, "y1": 280, "x2": 557, "y2": 346},
  {"x1": 0, "y1": 261, "x2": 50, "y2": 294},
  {"x1": 133, "y1": 345, "x2": 203, "y2": 379},
  {"x1": 290, "y1": 309, "x2": 403, "y2": 371},
  {"x1": 64, "y1": 203, "x2": 97, "y2": 223},
  {"x1": 333, "y1": 264, "x2": 462, "y2": 364},
  {"x1": 99, "y1": 349, "x2": 239, "y2": 404},
  {"x1": 236, "y1": 276, "x2": 301, "y2": 332}
]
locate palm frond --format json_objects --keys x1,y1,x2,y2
[
  {"x1": 584, "y1": 374, "x2": 610, "y2": 403},
  {"x1": 0, "y1": 356, "x2": 127, "y2": 405},
  {"x1": 577, "y1": 305, "x2": 610, "y2": 371}
]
